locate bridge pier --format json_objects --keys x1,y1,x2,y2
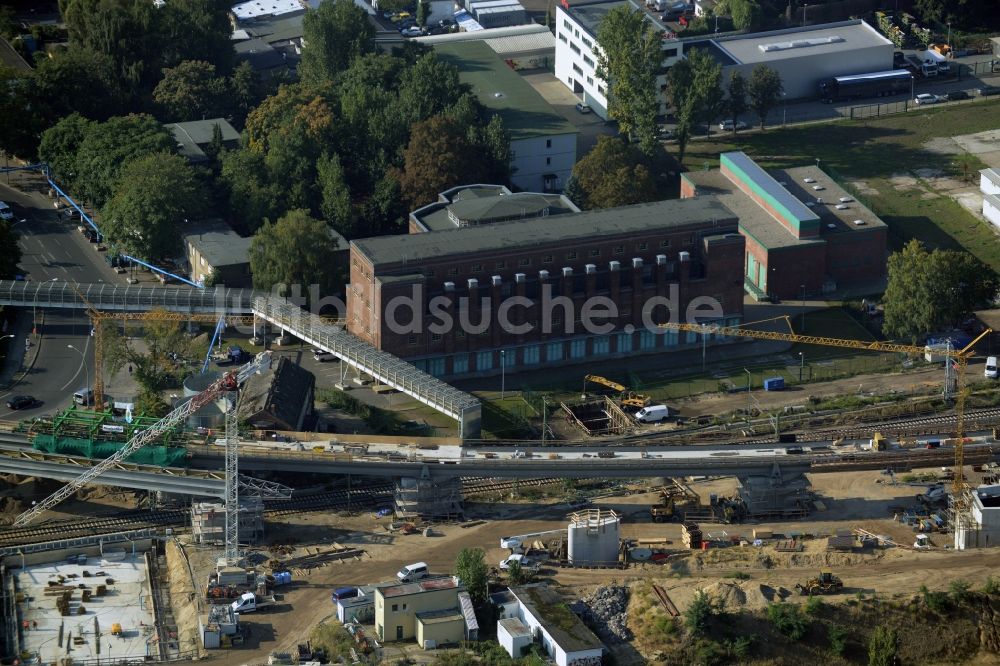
[
  {"x1": 733, "y1": 463, "x2": 813, "y2": 519},
  {"x1": 394, "y1": 466, "x2": 463, "y2": 520}
]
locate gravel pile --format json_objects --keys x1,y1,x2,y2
[{"x1": 573, "y1": 585, "x2": 633, "y2": 644}]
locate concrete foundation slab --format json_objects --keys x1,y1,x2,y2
[{"x1": 15, "y1": 554, "x2": 156, "y2": 663}]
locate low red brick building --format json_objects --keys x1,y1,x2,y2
[
  {"x1": 348, "y1": 197, "x2": 746, "y2": 377},
  {"x1": 681, "y1": 151, "x2": 887, "y2": 301}
]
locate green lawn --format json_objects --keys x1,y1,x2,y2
[{"x1": 684, "y1": 100, "x2": 1000, "y2": 270}]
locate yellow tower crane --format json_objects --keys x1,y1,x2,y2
[{"x1": 657, "y1": 319, "x2": 991, "y2": 502}]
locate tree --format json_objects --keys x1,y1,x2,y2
[
  {"x1": 596, "y1": 5, "x2": 662, "y2": 153},
  {"x1": 687, "y1": 48, "x2": 724, "y2": 133},
  {"x1": 767, "y1": 603, "x2": 808, "y2": 641},
  {"x1": 454, "y1": 547, "x2": 489, "y2": 605},
  {"x1": 867, "y1": 625, "x2": 898, "y2": 666},
  {"x1": 317, "y1": 152, "x2": 354, "y2": 238},
  {"x1": 665, "y1": 56, "x2": 694, "y2": 163},
  {"x1": 570, "y1": 136, "x2": 659, "y2": 209},
  {"x1": 730, "y1": 0, "x2": 761, "y2": 30},
  {"x1": 481, "y1": 115, "x2": 512, "y2": 185},
  {"x1": 0, "y1": 65, "x2": 43, "y2": 159},
  {"x1": 883, "y1": 240, "x2": 999, "y2": 342},
  {"x1": 73, "y1": 114, "x2": 176, "y2": 207},
  {"x1": 416, "y1": 0, "x2": 430, "y2": 26},
  {"x1": 396, "y1": 114, "x2": 496, "y2": 209},
  {"x1": 156, "y1": 0, "x2": 234, "y2": 73},
  {"x1": 684, "y1": 590, "x2": 719, "y2": 636},
  {"x1": 665, "y1": 48, "x2": 722, "y2": 162},
  {"x1": 203, "y1": 123, "x2": 224, "y2": 162},
  {"x1": 827, "y1": 624, "x2": 849, "y2": 656},
  {"x1": 228, "y1": 61, "x2": 263, "y2": 128},
  {"x1": 38, "y1": 113, "x2": 95, "y2": 188},
  {"x1": 99, "y1": 320, "x2": 129, "y2": 379},
  {"x1": 0, "y1": 220, "x2": 22, "y2": 279},
  {"x1": 100, "y1": 153, "x2": 207, "y2": 259},
  {"x1": 153, "y1": 60, "x2": 229, "y2": 121},
  {"x1": 396, "y1": 52, "x2": 464, "y2": 126},
  {"x1": 506, "y1": 559, "x2": 530, "y2": 585},
  {"x1": 298, "y1": 0, "x2": 376, "y2": 85},
  {"x1": 249, "y1": 209, "x2": 344, "y2": 300},
  {"x1": 748, "y1": 64, "x2": 783, "y2": 130},
  {"x1": 563, "y1": 174, "x2": 587, "y2": 209},
  {"x1": 136, "y1": 387, "x2": 171, "y2": 417},
  {"x1": 219, "y1": 149, "x2": 285, "y2": 233},
  {"x1": 62, "y1": 0, "x2": 159, "y2": 90},
  {"x1": 725, "y1": 71, "x2": 749, "y2": 134},
  {"x1": 33, "y1": 47, "x2": 124, "y2": 122}
]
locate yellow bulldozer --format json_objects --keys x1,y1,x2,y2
[{"x1": 795, "y1": 570, "x2": 843, "y2": 596}]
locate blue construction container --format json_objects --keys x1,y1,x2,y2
[{"x1": 763, "y1": 377, "x2": 785, "y2": 391}]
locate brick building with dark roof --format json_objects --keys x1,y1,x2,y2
[
  {"x1": 681, "y1": 151, "x2": 887, "y2": 301},
  {"x1": 348, "y1": 196, "x2": 746, "y2": 378}
]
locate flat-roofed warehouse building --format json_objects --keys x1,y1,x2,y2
[
  {"x1": 348, "y1": 196, "x2": 746, "y2": 378},
  {"x1": 681, "y1": 151, "x2": 887, "y2": 300},
  {"x1": 697, "y1": 19, "x2": 894, "y2": 99}
]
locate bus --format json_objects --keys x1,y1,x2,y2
[{"x1": 818, "y1": 69, "x2": 913, "y2": 103}]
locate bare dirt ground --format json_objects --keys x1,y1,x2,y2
[
  {"x1": 157, "y1": 466, "x2": 1000, "y2": 666},
  {"x1": 670, "y1": 365, "x2": 943, "y2": 418}
]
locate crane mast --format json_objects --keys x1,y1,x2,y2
[{"x1": 14, "y1": 352, "x2": 271, "y2": 527}]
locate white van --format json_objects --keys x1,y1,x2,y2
[
  {"x1": 73, "y1": 388, "x2": 93, "y2": 405},
  {"x1": 634, "y1": 404, "x2": 670, "y2": 423},
  {"x1": 397, "y1": 562, "x2": 428, "y2": 582},
  {"x1": 986, "y1": 356, "x2": 998, "y2": 379}
]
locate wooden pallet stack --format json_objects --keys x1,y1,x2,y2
[{"x1": 682, "y1": 522, "x2": 702, "y2": 549}]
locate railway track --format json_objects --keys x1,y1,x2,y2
[{"x1": 0, "y1": 478, "x2": 562, "y2": 546}]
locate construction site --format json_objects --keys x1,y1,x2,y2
[{"x1": 2, "y1": 302, "x2": 1000, "y2": 665}]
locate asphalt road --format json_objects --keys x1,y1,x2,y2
[{"x1": 0, "y1": 169, "x2": 120, "y2": 419}]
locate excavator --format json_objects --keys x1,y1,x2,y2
[
  {"x1": 795, "y1": 571, "x2": 844, "y2": 596},
  {"x1": 584, "y1": 375, "x2": 651, "y2": 408}
]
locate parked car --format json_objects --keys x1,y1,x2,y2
[
  {"x1": 946, "y1": 90, "x2": 970, "y2": 101},
  {"x1": 718, "y1": 119, "x2": 747, "y2": 131},
  {"x1": 893, "y1": 50, "x2": 906, "y2": 68},
  {"x1": 499, "y1": 554, "x2": 538, "y2": 571},
  {"x1": 914, "y1": 93, "x2": 940, "y2": 105},
  {"x1": 400, "y1": 26, "x2": 423, "y2": 37},
  {"x1": 390, "y1": 11, "x2": 411, "y2": 22},
  {"x1": 6, "y1": 395, "x2": 39, "y2": 410},
  {"x1": 0, "y1": 201, "x2": 13, "y2": 221},
  {"x1": 657, "y1": 127, "x2": 674, "y2": 140},
  {"x1": 313, "y1": 351, "x2": 335, "y2": 362},
  {"x1": 574, "y1": 102, "x2": 592, "y2": 114},
  {"x1": 976, "y1": 86, "x2": 1000, "y2": 97}
]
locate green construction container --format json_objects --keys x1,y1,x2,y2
[{"x1": 32, "y1": 435, "x2": 188, "y2": 467}]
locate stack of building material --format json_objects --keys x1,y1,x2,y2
[{"x1": 681, "y1": 522, "x2": 702, "y2": 549}]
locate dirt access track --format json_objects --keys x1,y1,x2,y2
[{"x1": 183, "y1": 469, "x2": 998, "y2": 666}]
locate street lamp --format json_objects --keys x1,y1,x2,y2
[
  {"x1": 744, "y1": 368, "x2": 752, "y2": 425},
  {"x1": 798, "y1": 352, "x2": 804, "y2": 383},
  {"x1": 947, "y1": 22, "x2": 951, "y2": 47},
  {"x1": 800, "y1": 284, "x2": 807, "y2": 330},
  {"x1": 500, "y1": 350, "x2": 506, "y2": 400},
  {"x1": 782, "y1": 92, "x2": 787, "y2": 125},
  {"x1": 33, "y1": 277, "x2": 59, "y2": 335},
  {"x1": 802, "y1": 3, "x2": 807, "y2": 25},
  {"x1": 67, "y1": 345, "x2": 90, "y2": 402}
]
